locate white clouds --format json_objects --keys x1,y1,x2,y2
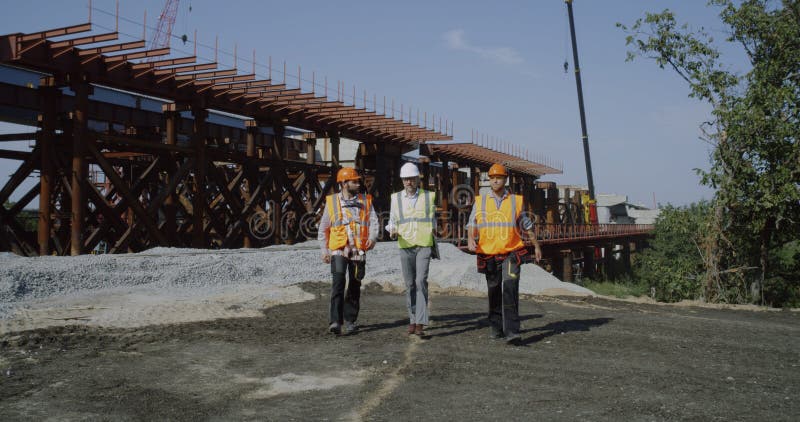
[
  {"x1": 443, "y1": 29, "x2": 469, "y2": 49},
  {"x1": 443, "y1": 29, "x2": 524, "y2": 65}
]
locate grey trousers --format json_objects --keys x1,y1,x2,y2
[{"x1": 399, "y1": 246, "x2": 432, "y2": 325}]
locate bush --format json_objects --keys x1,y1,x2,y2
[
  {"x1": 763, "y1": 241, "x2": 800, "y2": 308},
  {"x1": 635, "y1": 202, "x2": 710, "y2": 302}
]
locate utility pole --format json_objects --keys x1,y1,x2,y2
[{"x1": 565, "y1": 0, "x2": 596, "y2": 200}]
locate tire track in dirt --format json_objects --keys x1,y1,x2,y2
[{"x1": 353, "y1": 335, "x2": 422, "y2": 421}]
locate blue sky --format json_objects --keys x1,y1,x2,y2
[{"x1": 0, "y1": 0, "x2": 750, "y2": 207}]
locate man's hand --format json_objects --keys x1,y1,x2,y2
[
  {"x1": 364, "y1": 239, "x2": 376, "y2": 250},
  {"x1": 322, "y1": 252, "x2": 331, "y2": 263},
  {"x1": 385, "y1": 223, "x2": 398, "y2": 240},
  {"x1": 525, "y1": 230, "x2": 542, "y2": 263},
  {"x1": 467, "y1": 237, "x2": 477, "y2": 252}
]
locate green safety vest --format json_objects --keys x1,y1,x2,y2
[{"x1": 392, "y1": 189, "x2": 435, "y2": 248}]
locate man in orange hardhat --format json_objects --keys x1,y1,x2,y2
[
  {"x1": 318, "y1": 167, "x2": 378, "y2": 335},
  {"x1": 467, "y1": 163, "x2": 542, "y2": 344}
]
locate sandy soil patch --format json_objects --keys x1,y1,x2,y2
[{"x1": 0, "y1": 284, "x2": 312, "y2": 335}]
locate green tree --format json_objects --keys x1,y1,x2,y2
[
  {"x1": 619, "y1": 0, "x2": 800, "y2": 305},
  {"x1": 3, "y1": 201, "x2": 38, "y2": 232},
  {"x1": 764, "y1": 240, "x2": 800, "y2": 307},
  {"x1": 636, "y1": 203, "x2": 710, "y2": 302}
]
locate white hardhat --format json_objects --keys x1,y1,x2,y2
[{"x1": 399, "y1": 162, "x2": 420, "y2": 178}]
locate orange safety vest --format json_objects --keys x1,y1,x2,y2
[
  {"x1": 325, "y1": 193, "x2": 372, "y2": 251},
  {"x1": 475, "y1": 193, "x2": 524, "y2": 255}
]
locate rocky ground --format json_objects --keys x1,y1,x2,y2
[{"x1": 2, "y1": 284, "x2": 798, "y2": 421}]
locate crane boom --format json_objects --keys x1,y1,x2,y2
[
  {"x1": 565, "y1": 0, "x2": 596, "y2": 201},
  {"x1": 150, "y1": 0, "x2": 180, "y2": 51}
]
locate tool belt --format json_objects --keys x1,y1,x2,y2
[{"x1": 476, "y1": 248, "x2": 531, "y2": 274}]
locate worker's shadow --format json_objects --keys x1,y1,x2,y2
[
  {"x1": 357, "y1": 318, "x2": 408, "y2": 334},
  {"x1": 427, "y1": 312, "x2": 544, "y2": 338},
  {"x1": 516, "y1": 318, "x2": 613, "y2": 346}
]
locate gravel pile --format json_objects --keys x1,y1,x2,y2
[{"x1": 0, "y1": 242, "x2": 591, "y2": 318}]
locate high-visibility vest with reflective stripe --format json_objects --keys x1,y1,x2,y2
[
  {"x1": 475, "y1": 193, "x2": 524, "y2": 255},
  {"x1": 325, "y1": 193, "x2": 372, "y2": 251},
  {"x1": 392, "y1": 189, "x2": 435, "y2": 248}
]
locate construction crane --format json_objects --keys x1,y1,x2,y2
[
  {"x1": 149, "y1": 0, "x2": 180, "y2": 52},
  {"x1": 564, "y1": 0, "x2": 595, "y2": 200},
  {"x1": 564, "y1": 0, "x2": 598, "y2": 224}
]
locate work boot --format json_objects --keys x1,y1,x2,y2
[
  {"x1": 328, "y1": 322, "x2": 341, "y2": 335},
  {"x1": 407, "y1": 324, "x2": 416, "y2": 335},
  {"x1": 344, "y1": 321, "x2": 358, "y2": 335},
  {"x1": 414, "y1": 324, "x2": 425, "y2": 336},
  {"x1": 489, "y1": 326, "x2": 504, "y2": 340}
]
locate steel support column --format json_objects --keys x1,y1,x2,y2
[
  {"x1": 449, "y1": 162, "x2": 459, "y2": 240},
  {"x1": 533, "y1": 183, "x2": 546, "y2": 222},
  {"x1": 470, "y1": 166, "x2": 480, "y2": 198},
  {"x1": 546, "y1": 182, "x2": 559, "y2": 225},
  {"x1": 622, "y1": 241, "x2": 632, "y2": 274},
  {"x1": 583, "y1": 246, "x2": 595, "y2": 279},
  {"x1": 38, "y1": 78, "x2": 59, "y2": 256},
  {"x1": 271, "y1": 124, "x2": 285, "y2": 243},
  {"x1": 436, "y1": 159, "x2": 450, "y2": 213},
  {"x1": 603, "y1": 243, "x2": 615, "y2": 279},
  {"x1": 527, "y1": 176, "x2": 536, "y2": 214},
  {"x1": 163, "y1": 108, "x2": 179, "y2": 246},
  {"x1": 419, "y1": 156, "x2": 431, "y2": 191},
  {"x1": 306, "y1": 137, "x2": 316, "y2": 165},
  {"x1": 551, "y1": 250, "x2": 564, "y2": 280},
  {"x1": 562, "y1": 249, "x2": 574, "y2": 283},
  {"x1": 439, "y1": 159, "x2": 450, "y2": 211},
  {"x1": 192, "y1": 106, "x2": 208, "y2": 248},
  {"x1": 439, "y1": 160, "x2": 451, "y2": 239},
  {"x1": 243, "y1": 121, "x2": 258, "y2": 248},
  {"x1": 302, "y1": 131, "x2": 322, "y2": 241},
  {"x1": 329, "y1": 132, "x2": 340, "y2": 170},
  {"x1": 70, "y1": 75, "x2": 90, "y2": 256},
  {"x1": 449, "y1": 162, "x2": 459, "y2": 197},
  {"x1": 373, "y1": 143, "x2": 389, "y2": 212}
]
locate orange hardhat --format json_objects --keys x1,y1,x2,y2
[
  {"x1": 488, "y1": 163, "x2": 508, "y2": 177},
  {"x1": 336, "y1": 167, "x2": 361, "y2": 183}
]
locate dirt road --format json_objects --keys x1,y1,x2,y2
[{"x1": 1, "y1": 284, "x2": 798, "y2": 421}]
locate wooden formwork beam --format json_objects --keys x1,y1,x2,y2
[{"x1": 85, "y1": 140, "x2": 168, "y2": 246}]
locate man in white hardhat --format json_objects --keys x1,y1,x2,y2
[{"x1": 387, "y1": 162, "x2": 436, "y2": 336}]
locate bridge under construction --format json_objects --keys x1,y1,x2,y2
[{"x1": 0, "y1": 18, "x2": 652, "y2": 282}]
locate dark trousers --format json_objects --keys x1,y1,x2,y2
[
  {"x1": 330, "y1": 255, "x2": 365, "y2": 324},
  {"x1": 485, "y1": 256, "x2": 521, "y2": 335}
]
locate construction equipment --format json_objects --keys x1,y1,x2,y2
[
  {"x1": 149, "y1": 0, "x2": 180, "y2": 53},
  {"x1": 564, "y1": 0, "x2": 594, "y2": 199},
  {"x1": 565, "y1": 0, "x2": 598, "y2": 224}
]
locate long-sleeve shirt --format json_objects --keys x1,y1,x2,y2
[
  {"x1": 465, "y1": 189, "x2": 534, "y2": 234},
  {"x1": 318, "y1": 193, "x2": 379, "y2": 259}
]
